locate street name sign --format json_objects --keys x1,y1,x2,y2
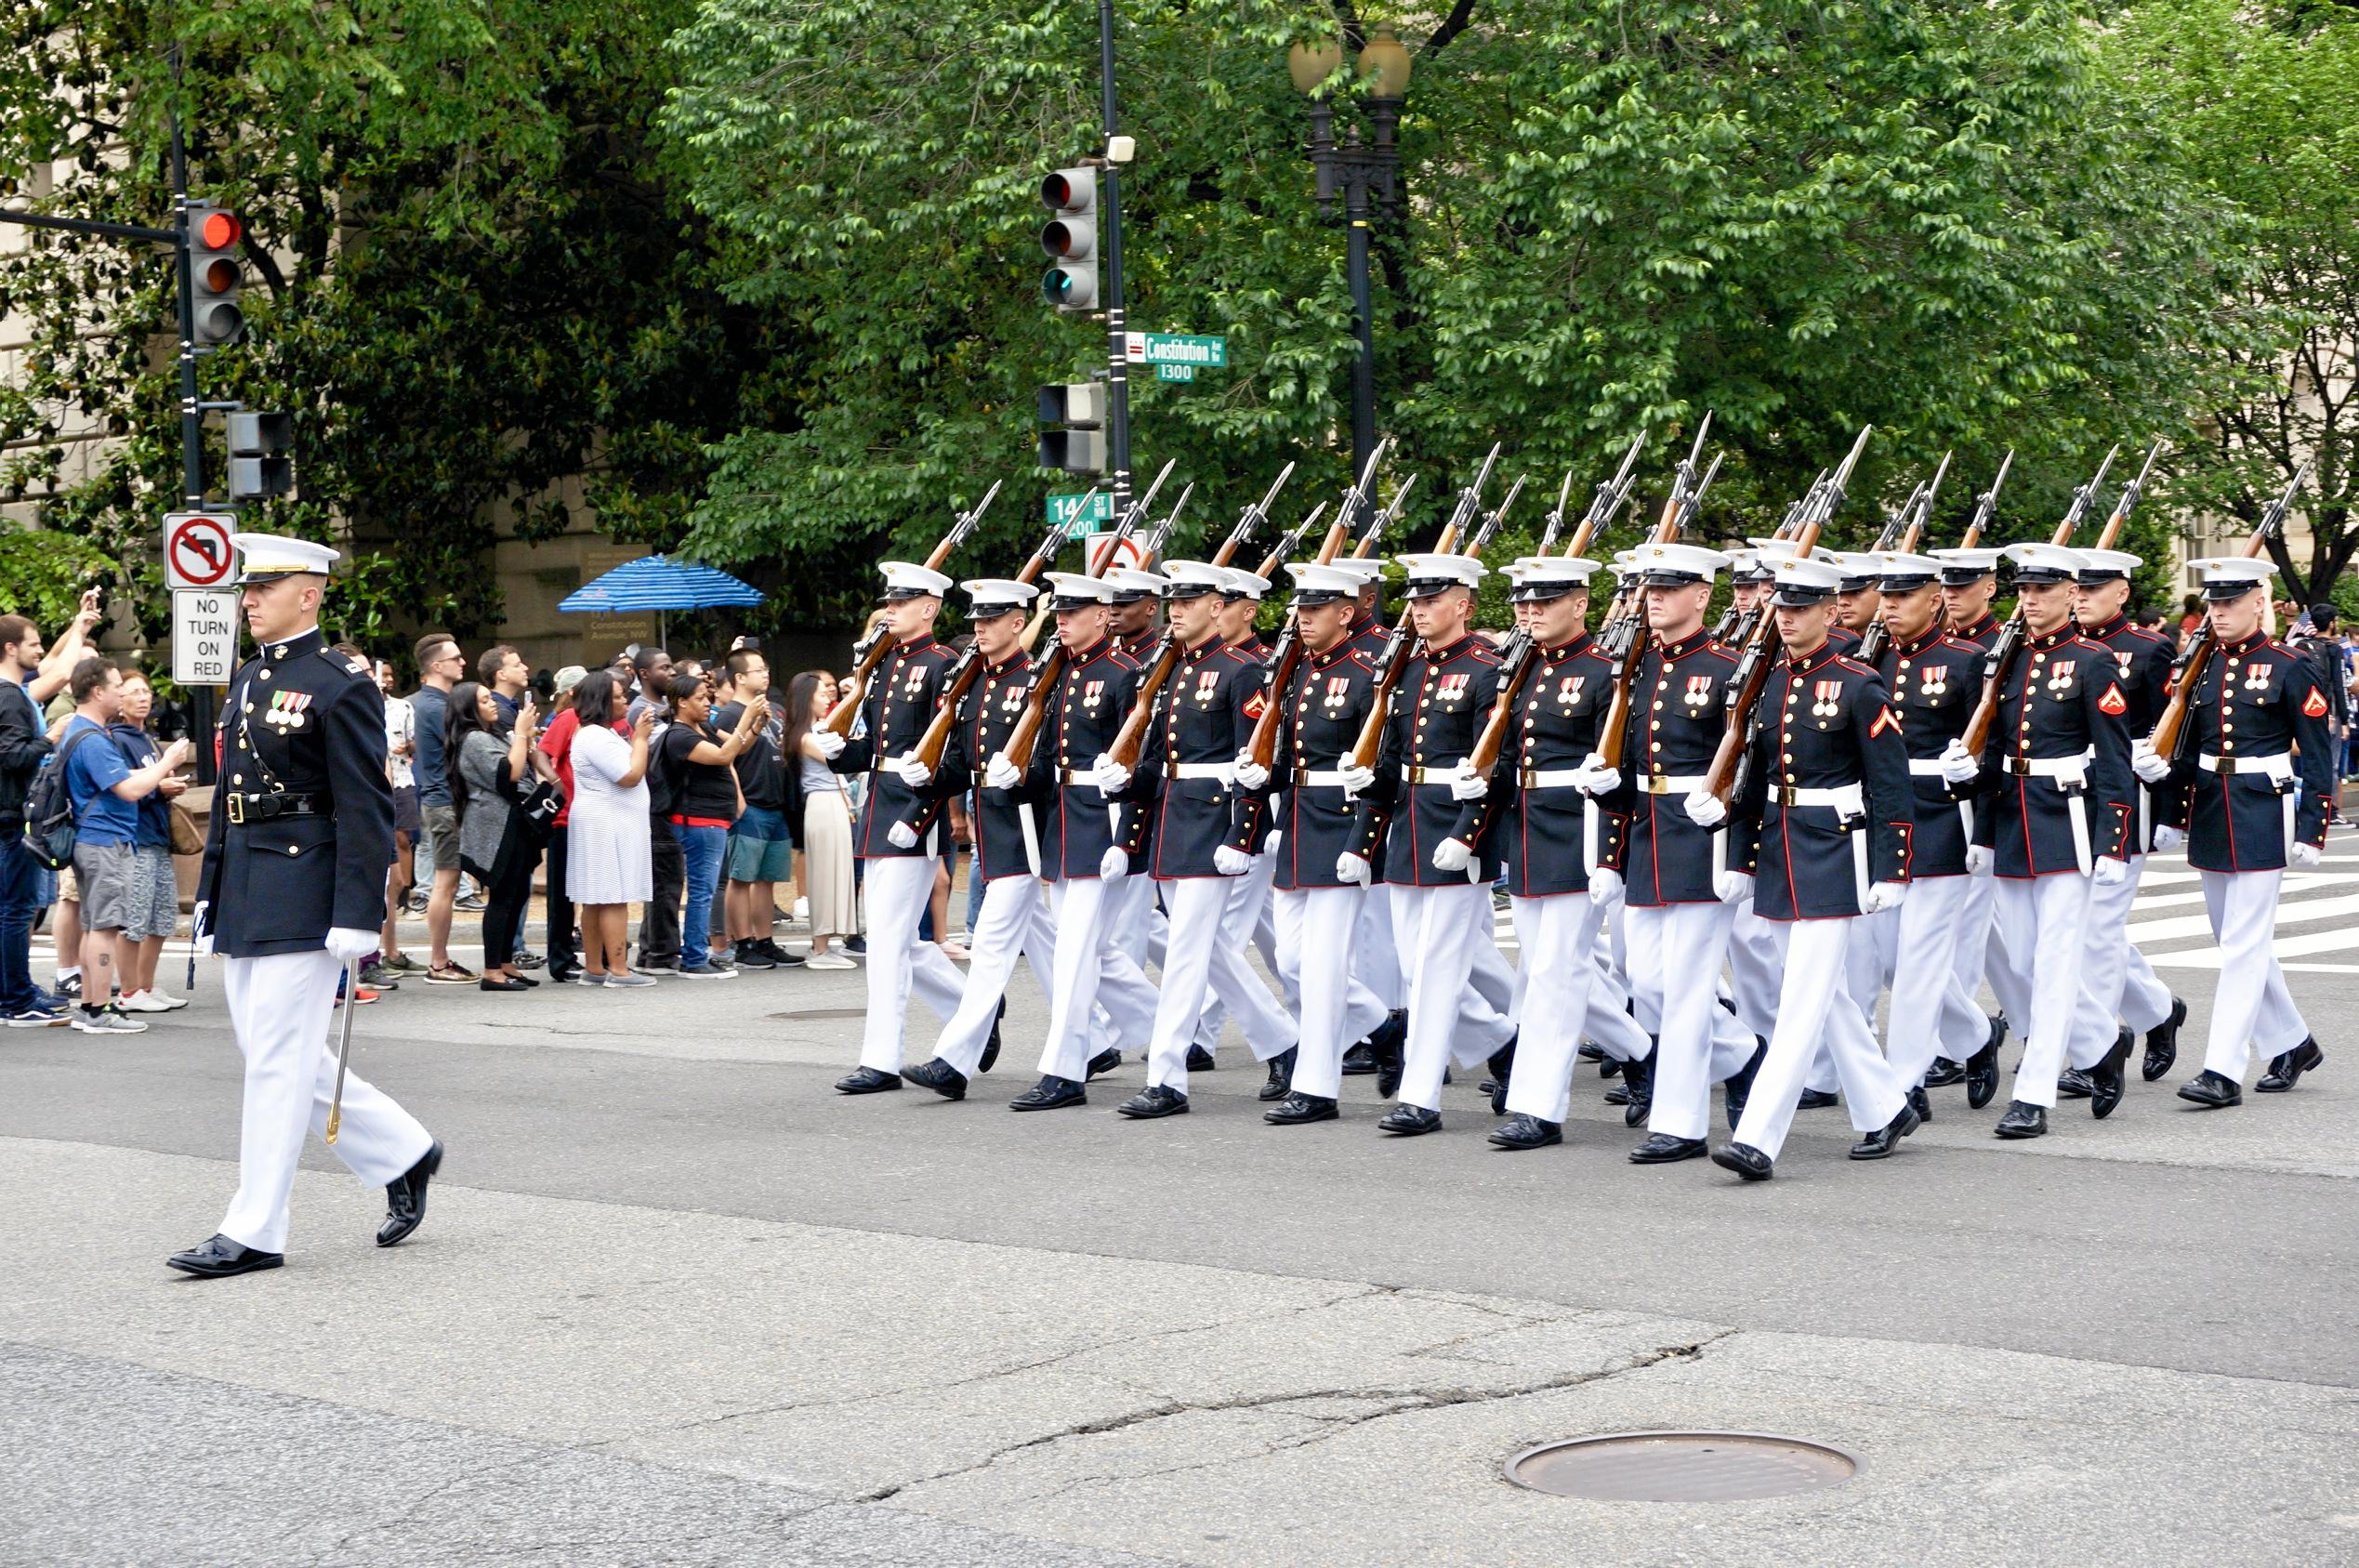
[
  {"x1": 1124, "y1": 332, "x2": 1227, "y2": 368},
  {"x1": 1048, "y1": 490, "x2": 1118, "y2": 535}
]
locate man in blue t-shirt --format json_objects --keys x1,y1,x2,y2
[
  {"x1": 110, "y1": 670, "x2": 192, "y2": 1012},
  {"x1": 59, "y1": 659, "x2": 189, "y2": 1032},
  {"x1": 407, "y1": 632, "x2": 471, "y2": 982}
]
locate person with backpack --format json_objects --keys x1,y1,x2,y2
[{"x1": 1, "y1": 613, "x2": 73, "y2": 1026}]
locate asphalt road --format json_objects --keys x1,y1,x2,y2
[{"x1": 6, "y1": 841, "x2": 2357, "y2": 1564}]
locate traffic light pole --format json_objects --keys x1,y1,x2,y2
[
  {"x1": 167, "y1": 51, "x2": 219, "y2": 782},
  {"x1": 1096, "y1": 0, "x2": 1132, "y2": 520}
]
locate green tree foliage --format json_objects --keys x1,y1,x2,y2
[
  {"x1": 662, "y1": 0, "x2": 2261, "y2": 595},
  {"x1": 2103, "y1": 0, "x2": 2359, "y2": 600}
]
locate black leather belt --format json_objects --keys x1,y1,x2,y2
[{"x1": 223, "y1": 792, "x2": 323, "y2": 824}]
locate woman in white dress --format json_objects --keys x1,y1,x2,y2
[{"x1": 564, "y1": 670, "x2": 656, "y2": 986}]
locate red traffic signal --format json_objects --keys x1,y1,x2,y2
[
  {"x1": 197, "y1": 209, "x2": 242, "y2": 250},
  {"x1": 186, "y1": 201, "x2": 244, "y2": 345}
]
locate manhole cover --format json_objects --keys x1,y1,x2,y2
[
  {"x1": 1504, "y1": 1430, "x2": 1860, "y2": 1502},
  {"x1": 766, "y1": 1008, "x2": 866, "y2": 1021}
]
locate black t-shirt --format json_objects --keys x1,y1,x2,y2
[
  {"x1": 715, "y1": 701, "x2": 785, "y2": 812},
  {"x1": 661, "y1": 720, "x2": 740, "y2": 824}
]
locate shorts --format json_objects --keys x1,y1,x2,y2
[
  {"x1": 393, "y1": 784, "x2": 422, "y2": 837},
  {"x1": 70, "y1": 840, "x2": 138, "y2": 933},
  {"x1": 119, "y1": 845, "x2": 180, "y2": 942},
  {"x1": 420, "y1": 802, "x2": 461, "y2": 873},
  {"x1": 53, "y1": 863, "x2": 78, "y2": 906},
  {"x1": 725, "y1": 807, "x2": 795, "y2": 883}
]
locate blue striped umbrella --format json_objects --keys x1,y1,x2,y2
[{"x1": 559, "y1": 554, "x2": 765, "y2": 645}]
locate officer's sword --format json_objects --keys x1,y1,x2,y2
[{"x1": 324, "y1": 959, "x2": 359, "y2": 1144}]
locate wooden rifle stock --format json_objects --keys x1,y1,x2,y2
[
  {"x1": 822, "y1": 484, "x2": 999, "y2": 736},
  {"x1": 1343, "y1": 517, "x2": 1469, "y2": 772},
  {"x1": 1960, "y1": 445, "x2": 2121, "y2": 758},
  {"x1": 1105, "y1": 522, "x2": 1260, "y2": 771},
  {"x1": 2150, "y1": 461, "x2": 2302, "y2": 758}
]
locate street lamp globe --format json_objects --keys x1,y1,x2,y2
[
  {"x1": 1358, "y1": 25, "x2": 1411, "y2": 98},
  {"x1": 1288, "y1": 38, "x2": 1344, "y2": 95}
]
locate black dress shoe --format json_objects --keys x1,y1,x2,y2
[
  {"x1": 1600, "y1": 1056, "x2": 1624, "y2": 1080},
  {"x1": 165, "y1": 1233, "x2": 283, "y2": 1279},
  {"x1": 1710, "y1": 1141, "x2": 1774, "y2": 1180},
  {"x1": 1619, "y1": 1049, "x2": 1655, "y2": 1128},
  {"x1": 980, "y1": 998, "x2": 1004, "y2": 1074},
  {"x1": 1086, "y1": 1048, "x2": 1123, "y2": 1080},
  {"x1": 1487, "y1": 1113, "x2": 1562, "y2": 1150},
  {"x1": 1722, "y1": 1040, "x2": 1767, "y2": 1132},
  {"x1": 1259, "y1": 1046, "x2": 1298, "y2": 1102},
  {"x1": 1993, "y1": 1100, "x2": 2048, "y2": 1139},
  {"x1": 1377, "y1": 1103, "x2": 1443, "y2": 1136},
  {"x1": 1484, "y1": 1035, "x2": 1518, "y2": 1116},
  {"x1": 377, "y1": 1140, "x2": 443, "y2": 1247},
  {"x1": 1577, "y1": 1042, "x2": 1606, "y2": 1062},
  {"x1": 1009, "y1": 1074, "x2": 1087, "y2": 1112},
  {"x1": 2142, "y1": 996, "x2": 2186, "y2": 1082},
  {"x1": 1602, "y1": 1081, "x2": 1631, "y2": 1107},
  {"x1": 835, "y1": 1066, "x2": 903, "y2": 1095},
  {"x1": 1185, "y1": 1044, "x2": 1217, "y2": 1073},
  {"x1": 2089, "y1": 1027, "x2": 2132, "y2": 1120},
  {"x1": 1920, "y1": 1058, "x2": 1965, "y2": 1088},
  {"x1": 2257, "y1": 1036, "x2": 2324, "y2": 1093},
  {"x1": 904, "y1": 1058, "x2": 969, "y2": 1100},
  {"x1": 1850, "y1": 1103, "x2": 1920, "y2": 1160},
  {"x1": 1966, "y1": 1013, "x2": 2007, "y2": 1111},
  {"x1": 1628, "y1": 1132, "x2": 1708, "y2": 1165},
  {"x1": 1797, "y1": 1087, "x2": 1840, "y2": 1110},
  {"x1": 1906, "y1": 1085, "x2": 1931, "y2": 1127},
  {"x1": 1116, "y1": 1084, "x2": 1190, "y2": 1119},
  {"x1": 2177, "y1": 1069, "x2": 2242, "y2": 1108},
  {"x1": 1264, "y1": 1091, "x2": 1338, "y2": 1125},
  {"x1": 1369, "y1": 1010, "x2": 1407, "y2": 1097},
  {"x1": 2056, "y1": 1068, "x2": 2095, "y2": 1100},
  {"x1": 1339, "y1": 1042, "x2": 1377, "y2": 1076}
]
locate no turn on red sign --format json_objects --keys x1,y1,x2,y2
[{"x1": 164, "y1": 511, "x2": 236, "y2": 590}]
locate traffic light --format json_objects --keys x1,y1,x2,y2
[
  {"x1": 1038, "y1": 168, "x2": 1100, "y2": 311},
  {"x1": 1036, "y1": 381, "x2": 1106, "y2": 473},
  {"x1": 226, "y1": 410, "x2": 293, "y2": 499},
  {"x1": 187, "y1": 203, "x2": 244, "y2": 345}
]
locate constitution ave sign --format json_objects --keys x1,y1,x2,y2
[{"x1": 1124, "y1": 332, "x2": 1227, "y2": 385}]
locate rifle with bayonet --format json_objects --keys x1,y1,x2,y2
[
  {"x1": 1107, "y1": 466, "x2": 1294, "y2": 770},
  {"x1": 1342, "y1": 445, "x2": 1505, "y2": 771},
  {"x1": 2094, "y1": 439, "x2": 2165, "y2": 553},
  {"x1": 2151, "y1": 460, "x2": 2309, "y2": 762},
  {"x1": 1854, "y1": 450, "x2": 1953, "y2": 665},
  {"x1": 1592, "y1": 421, "x2": 1725, "y2": 775},
  {"x1": 1711, "y1": 477, "x2": 1819, "y2": 642},
  {"x1": 1960, "y1": 442, "x2": 2121, "y2": 758},
  {"x1": 824, "y1": 478, "x2": 1000, "y2": 736},
  {"x1": 1467, "y1": 435, "x2": 1649, "y2": 776},
  {"x1": 997, "y1": 458, "x2": 1173, "y2": 775},
  {"x1": 1957, "y1": 449, "x2": 2013, "y2": 551},
  {"x1": 1697, "y1": 424, "x2": 1876, "y2": 804}
]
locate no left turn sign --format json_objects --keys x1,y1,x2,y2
[{"x1": 165, "y1": 511, "x2": 235, "y2": 590}]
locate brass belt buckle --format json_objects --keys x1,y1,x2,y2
[
  {"x1": 225, "y1": 794, "x2": 246, "y2": 825},
  {"x1": 1645, "y1": 774, "x2": 1671, "y2": 795}
]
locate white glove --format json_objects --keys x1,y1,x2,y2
[
  {"x1": 1336, "y1": 851, "x2": 1371, "y2": 886},
  {"x1": 887, "y1": 819, "x2": 919, "y2": 850},
  {"x1": 1864, "y1": 880, "x2": 1906, "y2": 914},
  {"x1": 1966, "y1": 844, "x2": 1995, "y2": 877},
  {"x1": 1939, "y1": 739, "x2": 1979, "y2": 785},
  {"x1": 2092, "y1": 856, "x2": 2128, "y2": 886},
  {"x1": 1233, "y1": 752, "x2": 1270, "y2": 791},
  {"x1": 2290, "y1": 841, "x2": 2323, "y2": 868},
  {"x1": 1338, "y1": 761, "x2": 1376, "y2": 797},
  {"x1": 983, "y1": 753, "x2": 1021, "y2": 791},
  {"x1": 1100, "y1": 846, "x2": 1127, "y2": 880},
  {"x1": 1588, "y1": 866, "x2": 1624, "y2": 909},
  {"x1": 1571, "y1": 753, "x2": 1619, "y2": 797},
  {"x1": 1089, "y1": 754, "x2": 1131, "y2": 795},
  {"x1": 1446, "y1": 760, "x2": 1489, "y2": 801},
  {"x1": 1263, "y1": 830, "x2": 1282, "y2": 855},
  {"x1": 1714, "y1": 870, "x2": 1754, "y2": 905},
  {"x1": 1684, "y1": 789, "x2": 1728, "y2": 828},
  {"x1": 1214, "y1": 845, "x2": 1253, "y2": 876},
  {"x1": 811, "y1": 730, "x2": 847, "y2": 760},
  {"x1": 2130, "y1": 740, "x2": 2170, "y2": 784},
  {"x1": 891, "y1": 753, "x2": 933, "y2": 788},
  {"x1": 1431, "y1": 837, "x2": 1472, "y2": 874},
  {"x1": 2153, "y1": 824, "x2": 2185, "y2": 852},
  {"x1": 325, "y1": 927, "x2": 379, "y2": 964},
  {"x1": 191, "y1": 901, "x2": 215, "y2": 958}
]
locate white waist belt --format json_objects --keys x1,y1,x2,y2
[
  {"x1": 1641, "y1": 772, "x2": 1708, "y2": 795},
  {"x1": 1169, "y1": 762, "x2": 1234, "y2": 783},
  {"x1": 2000, "y1": 746, "x2": 2094, "y2": 780},
  {"x1": 1519, "y1": 768, "x2": 1586, "y2": 789},
  {"x1": 1906, "y1": 758, "x2": 1950, "y2": 778},
  {"x1": 2197, "y1": 752, "x2": 2293, "y2": 782},
  {"x1": 1294, "y1": 769, "x2": 1349, "y2": 787},
  {"x1": 1771, "y1": 783, "x2": 1865, "y2": 813}
]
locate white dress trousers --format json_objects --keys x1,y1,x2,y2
[
  {"x1": 1627, "y1": 900, "x2": 1743, "y2": 1140},
  {"x1": 2066, "y1": 852, "x2": 2176, "y2": 1061},
  {"x1": 1038, "y1": 873, "x2": 1160, "y2": 1083},
  {"x1": 931, "y1": 874, "x2": 1056, "y2": 1076},
  {"x1": 1730, "y1": 916, "x2": 1909, "y2": 1159},
  {"x1": 1391, "y1": 883, "x2": 1515, "y2": 1111},
  {"x1": 857, "y1": 853, "x2": 968, "y2": 1074},
  {"x1": 1994, "y1": 871, "x2": 2100, "y2": 1108},
  {"x1": 1727, "y1": 902, "x2": 1786, "y2": 1042},
  {"x1": 2198, "y1": 868, "x2": 2311, "y2": 1080},
  {"x1": 1355, "y1": 881, "x2": 1408, "y2": 1012},
  {"x1": 1146, "y1": 876, "x2": 1296, "y2": 1093},
  {"x1": 1273, "y1": 885, "x2": 1374, "y2": 1100},
  {"x1": 1504, "y1": 894, "x2": 1610, "y2": 1123},
  {"x1": 218, "y1": 950, "x2": 433, "y2": 1255},
  {"x1": 1878, "y1": 875, "x2": 1975, "y2": 1087}
]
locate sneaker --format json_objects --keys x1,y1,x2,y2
[
  {"x1": 573, "y1": 971, "x2": 609, "y2": 985},
  {"x1": 150, "y1": 989, "x2": 191, "y2": 1010},
  {"x1": 454, "y1": 892, "x2": 486, "y2": 913},
  {"x1": 938, "y1": 939, "x2": 971, "y2": 963},
  {"x1": 632, "y1": 958, "x2": 679, "y2": 976},
  {"x1": 56, "y1": 973, "x2": 82, "y2": 1000},
  {"x1": 514, "y1": 949, "x2": 545, "y2": 970},
  {"x1": 602, "y1": 972, "x2": 658, "y2": 988},
  {"x1": 6, "y1": 1004, "x2": 68, "y2": 1028},
  {"x1": 382, "y1": 950, "x2": 427, "y2": 973},
  {"x1": 842, "y1": 935, "x2": 867, "y2": 955},
  {"x1": 72, "y1": 1007, "x2": 146, "y2": 1034},
  {"x1": 791, "y1": 897, "x2": 810, "y2": 923},
  {"x1": 118, "y1": 991, "x2": 177, "y2": 1014},
  {"x1": 758, "y1": 938, "x2": 803, "y2": 969},
  {"x1": 733, "y1": 940, "x2": 778, "y2": 970},
  {"x1": 358, "y1": 961, "x2": 402, "y2": 989},
  {"x1": 425, "y1": 962, "x2": 479, "y2": 984},
  {"x1": 805, "y1": 951, "x2": 858, "y2": 970},
  {"x1": 677, "y1": 961, "x2": 736, "y2": 981},
  {"x1": 336, "y1": 985, "x2": 381, "y2": 1007}
]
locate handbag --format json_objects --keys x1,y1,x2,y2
[
  {"x1": 510, "y1": 777, "x2": 561, "y2": 841},
  {"x1": 168, "y1": 799, "x2": 204, "y2": 856}
]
